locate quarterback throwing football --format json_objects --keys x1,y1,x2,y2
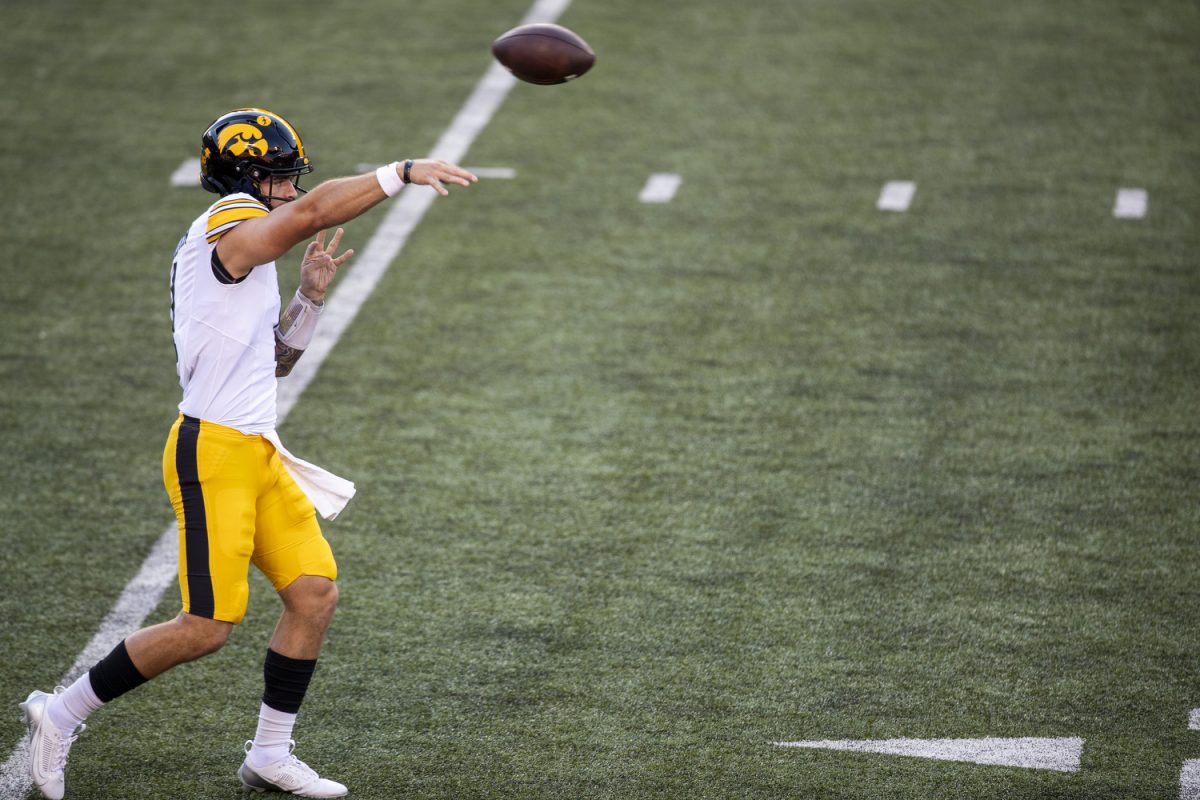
[{"x1": 20, "y1": 108, "x2": 476, "y2": 799}]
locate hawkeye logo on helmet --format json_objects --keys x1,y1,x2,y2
[{"x1": 217, "y1": 123, "x2": 269, "y2": 158}]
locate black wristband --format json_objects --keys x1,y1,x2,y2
[{"x1": 402, "y1": 159, "x2": 414, "y2": 184}]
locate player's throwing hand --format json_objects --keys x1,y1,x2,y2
[{"x1": 407, "y1": 159, "x2": 478, "y2": 196}]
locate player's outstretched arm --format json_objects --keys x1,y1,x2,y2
[{"x1": 218, "y1": 159, "x2": 477, "y2": 278}]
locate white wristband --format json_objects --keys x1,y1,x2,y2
[{"x1": 375, "y1": 161, "x2": 404, "y2": 197}]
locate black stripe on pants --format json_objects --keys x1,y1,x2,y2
[{"x1": 177, "y1": 415, "x2": 214, "y2": 618}]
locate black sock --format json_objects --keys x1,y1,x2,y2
[
  {"x1": 262, "y1": 649, "x2": 317, "y2": 714},
  {"x1": 88, "y1": 640, "x2": 148, "y2": 703}
]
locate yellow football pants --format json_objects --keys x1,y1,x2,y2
[{"x1": 162, "y1": 415, "x2": 337, "y2": 624}]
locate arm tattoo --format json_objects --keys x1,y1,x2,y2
[
  {"x1": 274, "y1": 331, "x2": 305, "y2": 377},
  {"x1": 274, "y1": 290, "x2": 324, "y2": 377}
]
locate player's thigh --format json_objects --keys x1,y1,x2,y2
[
  {"x1": 252, "y1": 466, "x2": 337, "y2": 592},
  {"x1": 163, "y1": 416, "x2": 260, "y2": 623}
]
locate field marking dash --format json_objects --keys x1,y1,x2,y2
[
  {"x1": 1113, "y1": 188, "x2": 1147, "y2": 219},
  {"x1": 466, "y1": 167, "x2": 517, "y2": 179},
  {"x1": 0, "y1": 0, "x2": 574, "y2": 796},
  {"x1": 169, "y1": 157, "x2": 201, "y2": 187},
  {"x1": 877, "y1": 180, "x2": 916, "y2": 212},
  {"x1": 639, "y1": 173, "x2": 682, "y2": 204},
  {"x1": 772, "y1": 737, "x2": 1084, "y2": 773},
  {"x1": 1182, "y1": 759, "x2": 1200, "y2": 800}
]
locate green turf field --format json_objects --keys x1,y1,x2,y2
[{"x1": 1, "y1": 0, "x2": 1198, "y2": 797}]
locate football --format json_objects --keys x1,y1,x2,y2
[{"x1": 491, "y1": 23, "x2": 595, "y2": 85}]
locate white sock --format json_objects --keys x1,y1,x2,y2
[
  {"x1": 248, "y1": 703, "x2": 297, "y2": 768},
  {"x1": 47, "y1": 674, "x2": 104, "y2": 733}
]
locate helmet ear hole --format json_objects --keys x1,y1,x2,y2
[{"x1": 199, "y1": 175, "x2": 224, "y2": 195}]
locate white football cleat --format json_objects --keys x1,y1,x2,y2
[
  {"x1": 238, "y1": 740, "x2": 348, "y2": 798},
  {"x1": 19, "y1": 688, "x2": 84, "y2": 800}
]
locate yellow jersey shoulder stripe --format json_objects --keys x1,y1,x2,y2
[
  {"x1": 205, "y1": 208, "x2": 268, "y2": 243},
  {"x1": 208, "y1": 204, "x2": 268, "y2": 230},
  {"x1": 205, "y1": 196, "x2": 268, "y2": 243},
  {"x1": 208, "y1": 193, "x2": 268, "y2": 214}
]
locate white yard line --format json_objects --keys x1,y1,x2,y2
[
  {"x1": 877, "y1": 180, "x2": 916, "y2": 212},
  {"x1": 1113, "y1": 187, "x2": 1147, "y2": 219},
  {"x1": 773, "y1": 737, "x2": 1084, "y2": 773},
  {"x1": 1190, "y1": 709, "x2": 1200, "y2": 731},
  {"x1": 0, "y1": 0, "x2": 573, "y2": 795},
  {"x1": 638, "y1": 173, "x2": 682, "y2": 203}
]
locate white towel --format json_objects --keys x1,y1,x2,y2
[{"x1": 263, "y1": 431, "x2": 356, "y2": 521}]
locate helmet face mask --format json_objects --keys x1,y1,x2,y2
[
  {"x1": 200, "y1": 108, "x2": 313, "y2": 206},
  {"x1": 245, "y1": 165, "x2": 308, "y2": 207}
]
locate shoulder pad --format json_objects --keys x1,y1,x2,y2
[{"x1": 205, "y1": 193, "x2": 269, "y2": 244}]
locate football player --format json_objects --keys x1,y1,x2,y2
[{"x1": 20, "y1": 108, "x2": 477, "y2": 799}]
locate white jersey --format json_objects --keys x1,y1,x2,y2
[{"x1": 170, "y1": 193, "x2": 279, "y2": 434}]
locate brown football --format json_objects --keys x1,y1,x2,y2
[{"x1": 492, "y1": 23, "x2": 595, "y2": 85}]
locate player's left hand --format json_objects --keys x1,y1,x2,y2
[{"x1": 299, "y1": 228, "x2": 353, "y2": 304}]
